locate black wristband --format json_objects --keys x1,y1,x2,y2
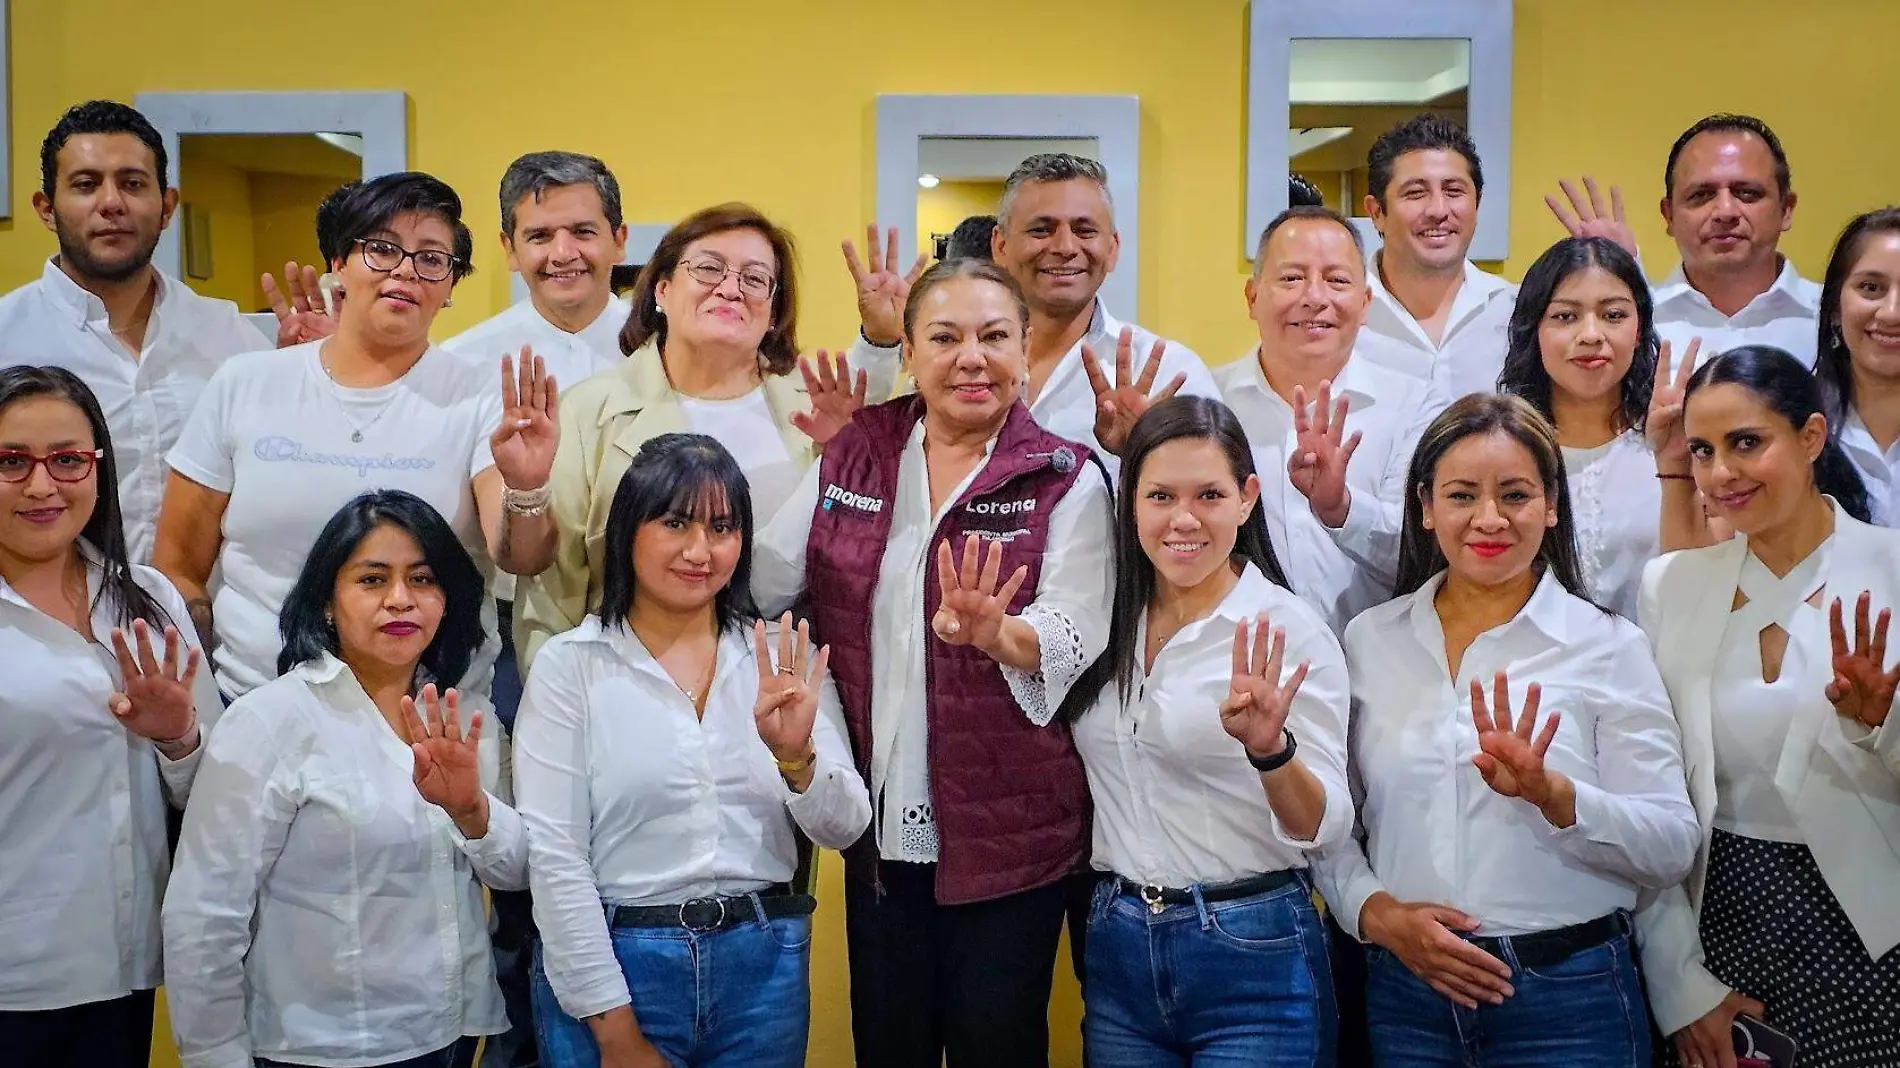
[
  {"x1": 1246, "y1": 728, "x2": 1298, "y2": 773},
  {"x1": 860, "y1": 326, "x2": 901, "y2": 349}
]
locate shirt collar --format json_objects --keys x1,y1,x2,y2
[
  {"x1": 1233, "y1": 346, "x2": 1384, "y2": 410},
  {"x1": 509, "y1": 294, "x2": 628, "y2": 348},
  {"x1": 0, "y1": 540, "x2": 106, "y2": 611},
  {"x1": 1653, "y1": 257, "x2": 1817, "y2": 314},
  {"x1": 578, "y1": 615, "x2": 756, "y2": 688},
  {"x1": 38, "y1": 256, "x2": 181, "y2": 328},
  {"x1": 1406, "y1": 565, "x2": 1580, "y2": 655},
  {"x1": 1365, "y1": 254, "x2": 1512, "y2": 344}
]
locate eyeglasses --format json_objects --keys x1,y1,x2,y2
[
  {"x1": 354, "y1": 238, "x2": 461, "y2": 283},
  {"x1": 679, "y1": 258, "x2": 776, "y2": 300},
  {"x1": 0, "y1": 448, "x2": 105, "y2": 484}
]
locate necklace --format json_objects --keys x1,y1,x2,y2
[
  {"x1": 673, "y1": 645, "x2": 718, "y2": 716},
  {"x1": 319, "y1": 355, "x2": 396, "y2": 443}
]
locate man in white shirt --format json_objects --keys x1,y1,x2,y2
[
  {"x1": 1354, "y1": 114, "x2": 1517, "y2": 402},
  {"x1": 0, "y1": 100, "x2": 272, "y2": 562}
]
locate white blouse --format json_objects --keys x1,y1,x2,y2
[
  {"x1": 0, "y1": 553, "x2": 220, "y2": 1011},
  {"x1": 162, "y1": 654, "x2": 526, "y2": 1068},
  {"x1": 1072, "y1": 562, "x2": 1352, "y2": 887},
  {"x1": 512, "y1": 617, "x2": 871, "y2": 1020},
  {"x1": 1319, "y1": 570, "x2": 1699, "y2": 938},
  {"x1": 1838, "y1": 406, "x2": 1900, "y2": 528},
  {"x1": 1562, "y1": 431, "x2": 1663, "y2": 620},
  {"x1": 753, "y1": 422, "x2": 1115, "y2": 863}
]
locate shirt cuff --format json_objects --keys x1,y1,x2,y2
[
  {"x1": 999, "y1": 604, "x2": 1089, "y2": 727},
  {"x1": 155, "y1": 735, "x2": 206, "y2": 798},
  {"x1": 451, "y1": 793, "x2": 523, "y2": 864}
]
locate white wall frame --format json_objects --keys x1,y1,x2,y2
[
  {"x1": 509, "y1": 222, "x2": 671, "y2": 305},
  {"x1": 1246, "y1": 0, "x2": 1514, "y2": 262},
  {"x1": 876, "y1": 94, "x2": 1142, "y2": 318}
]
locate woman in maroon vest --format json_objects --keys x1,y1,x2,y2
[{"x1": 754, "y1": 258, "x2": 1115, "y2": 1067}]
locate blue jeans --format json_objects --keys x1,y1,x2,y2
[
  {"x1": 1082, "y1": 874, "x2": 1337, "y2": 1067},
  {"x1": 1364, "y1": 928, "x2": 1650, "y2": 1067},
  {"x1": 530, "y1": 898, "x2": 811, "y2": 1068}
]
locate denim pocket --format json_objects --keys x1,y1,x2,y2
[
  {"x1": 767, "y1": 913, "x2": 813, "y2": 951},
  {"x1": 1204, "y1": 893, "x2": 1303, "y2": 952},
  {"x1": 1520, "y1": 939, "x2": 1617, "y2": 982}
]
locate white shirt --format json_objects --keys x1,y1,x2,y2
[
  {"x1": 513, "y1": 618, "x2": 871, "y2": 1019},
  {"x1": 441, "y1": 295, "x2": 630, "y2": 391},
  {"x1": 1357, "y1": 256, "x2": 1517, "y2": 401},
  {"x1": 0, "y1": 551, "x2": 220, "y2": 1011},
  {"x1": 162, "y1": 654, "x2": 526, "y2": 1068},
  {"x1": 0, "y1": 260, "x2": 268, "y2": 562},
  {"x1": 1319, "y1": 570, "x2": 1698, "y2": 939},
  {"x1": 753, "y1": 425, "x2": 1115, "y2": 862},
  {"x1": 679, "y1": 389, "x2": 802, "y2": 525},
  {"x1": 1214, "y1": 351, "x2": 1438, "y2": 633},
  {"x1": 1837, "y1": 407, "x2": 1900, "y2": 527},
  {"x1": 1073, "y1": 563, "x2": 1352, "y2": 886},
  {"x1": 1563, "y1": 432, "x2": 1663, "y2": 620},
  {"x1": 167, "y1": 341, "x2": 501, "y2": 699},
  {"x1": 1652, "y1": 259, "x2": 1822, "y2": 371}
]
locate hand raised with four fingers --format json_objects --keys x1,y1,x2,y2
[
  {"x1": 792, "y1": 350, "x2": 868, "y2": 446},
  {"x1": 1288, "y1": 381, "x2": 1361, "y2": 528},
  {"x1": 1081, "y1": 326, "x2": 1187, "y2": 456},
  {"x1": 263, "y1": 261, "x2": 339, "y2": 347},
  {"x1": 1469, "y1": 672, "x2": 1575, "y2": 827},
  {"x1": 752, "y1": 613, "x2": 830, "y2": 764},
  {"x1": 932, "y1": 533, "x2": 1029, "y2": 653},
  {"x1": 405, "y1": 684, "x2": 488, "y2": 830},
  {"x1": 1827, "y1": 592, "x2": 1899, "y2": 729},
  {"x1": 1645, "y1": 337, "x2": 1702, "y2": 465},
  {"x1": 1219, "y1": 614, "x2": 1311, "y2": 763},
  {"x1": 489, "y1": 347, "x2": 560, "y2": 492},
  {"x1": 842, "y1": 224, "x2": 930, "y2": 347},
  {"x1": 108, "y1": 618, "x2": 202, "y2": 751},
  {"x1": 1544, "y1": 177, "x2": 1639, "y2": 259}
]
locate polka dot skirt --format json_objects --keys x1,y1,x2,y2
[{"x1": 1659, "y1": 828, "x2": 1900, "y2": 1067}]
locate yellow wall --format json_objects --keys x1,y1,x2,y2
[
  {"x1": 248, "y1": 172, "x2": 338, "y2": 310},
  {"x1": 917, "y1": 179, "x2": 1005, "y2": 257},
  {"x1": 174, "y1": 148, "x2": 256, "y2": 308}
]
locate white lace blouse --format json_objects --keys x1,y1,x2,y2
[{"x1": 1563, "y1": 432, "x2": 1662, "y2": 620}]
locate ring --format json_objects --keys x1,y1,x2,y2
[{"x1": 777, "y1": 666, "x2": 798, "y2": 675}]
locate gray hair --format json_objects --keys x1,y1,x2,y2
[
  {"x1": 996, "y1": 153, "x2": 1113, "y2": 229},
  {"x1": 498, "y1": 150, "x2": 624, "y2": 237}
]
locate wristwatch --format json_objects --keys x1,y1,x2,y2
[
  {"x1": 1246, "y1": 728, "x2": 1298, "y2": 773},
  {"x1": 776, "y1": 750, "x2": 817, "y2": 775}
]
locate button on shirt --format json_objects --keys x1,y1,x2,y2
[
  {"x1": 162, "y1": 654, "x2": 527, "y2": 1068},
  {"x1": 1319, "y1": 570, "x2": 1698, "y2": 939},
  {"x1": 1652, "y1": 259, "x2": 1822, "y2": 371},
  {"x1": 512, "y1": 618, "x2": 872, "y2": 1019},
  {"x1": 1356, "y1": 257, "x2": 1516, "y2": 401},
  {"x1": 1838, "y1": 408, "x2": 1900, "y2": 528},
  {"x1": 1072, "y1": 563, "x2": 1352, "y2": 887},
  {"x1": 1214, "y1": 351, "x2": 1438, "y2": 633},
  {"x1": 0, "y1": 553, "x2": 220, "y2": 1011},
  {"x1": 0, "y1": 260, "x2": 270, "y2": 562}
]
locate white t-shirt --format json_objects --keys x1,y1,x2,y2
[
  {"x1": 678, "y1": 388, "x2": 802, "y2": 526},
  {"x1": 167, "y1": 341, "x2": 501, "y2": 699}
]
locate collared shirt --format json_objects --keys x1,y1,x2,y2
[
  {"x1": 512, "y1": 618, "x2": 871, "y2": 1020},
  {"x1": 1213, "y1": 350, "x2": 1438, "y2": 633},
  {"x1": 0, "y1": 260, "x2": 270, "y2": 562},
  {"x1": 1651, "y1": 259, "x2": 1822, "y2": 371},
  {"x1": 162, "y1": 654, "x2": 526, "y2": 1068},
  {"x1": 1563, "y1": 431, "x2": 1664, "y2": 620},
  {"x1": 1837, "y1": 407, "x2": 1900, "y2": 527},
  {"x1": 1072, "y1": 563, "x2": 1352, "y2": 887},
  {"x1": 1356, "y1": 256, "x2": 1517, "y2": 401},
  {"x1": 1319, "y1": 570, "x2": 1698, "y2": 939},
  {"x1": 753, "y1": 424, "x2": 1115, "y2": 863},
  {"x1": 0, "y1": 551, "x2": 220, "y2": 1011}
]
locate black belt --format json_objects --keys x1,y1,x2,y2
[
  {"x1": 1469, "y1": 912, "x2": 1629, "y2": 970},
  {"x1": 1109, "y1": 869, "x2": 1300, "y2": 912},
  {"x1": 608, "y1": 885, "x2": 814, "y2": 933}
]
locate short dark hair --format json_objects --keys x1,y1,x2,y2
[
  {"x1": 499, "y1": 150, "x2": 624, "y2": 237},
  {"x1": 277, "y1": 490, "x2": 488, "y2": 684},
  {"x1": 945, "y1": 215, "x2": 997, "y2": 261},
  {"x1": 1252, "y1": 205, "x2": 1365, "y2": 272},
  {"x1": 314, "y1": 181, "x2": 358, "y2": 266},
  {"x1": 41, "y1": 100, "x2": 168, "y2": 197},
  {"x1": 997, "y1": 153, "x2": 1113, "y2": 229},
  {"x1": 1663, "y1": 113, "x2": 1792, "y2": 199},
  {"x1": 1289, "y1": 173, "x2": 1325, "y2": 208},
  {"x1": 1686, "y1": 346, "x2": 1870, "y2": 523},
  {"x1": 620, "y1": 203, "x2": 800, "y2": 375},
  {"x1": 902, "y1": 258, "x2": 1029, "y2": 341},
  {"x1": 1815, "y1": 207, "x2": 1900, "y2": 425},
  {"x1": 1498, "y1": 236, "x2": 1658, "y2": 435},
  {"x1": 1366, "y1": 114, "x2": 1482, "y2": 208},
  {"x1": 323, "y1": 172, "x2": 476, "y2": 283},
  {"x1": 595, "y1": 434, "x2": 760, "y2": 635}
]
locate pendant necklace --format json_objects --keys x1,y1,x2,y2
[{"x1": 320, "y1": 355, "x2": 396, "y2": 443}]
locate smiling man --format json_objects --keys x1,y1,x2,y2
[{"x1": 0, "y1": 100, "x2": 275, "y2": 563}]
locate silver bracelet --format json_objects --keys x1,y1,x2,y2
[{"x1": 501, "y1": 483, "x2": 553, "y2": 517}]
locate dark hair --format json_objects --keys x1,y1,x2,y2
[
  {"x1": 1366, "y1": 114, "x2": 1483, "y2": 208},
  {"x1": 620, "y1": 203, "x2": 800, "y2": 375},
  {"x1": 323, "y1": 172, "x2": 476, "y2": 284},
  {"x1": 997, "y1": 153, "x2": 1112, "y2": 229},
  {"x1": 945, "y1": 215, "x2": 997, "y2": 261},
  {"x1": 595, "y1": 434, "x2": 760, "y2": 634},
  {"x1": 0, "y1": 366, "x2": 170, "y2": 631},
  {"x1": 499, "y1": 150, "x2": 624, "y2": 237},
  {"x1": 314, "y1": 180, "x2": 359, "y2": 266},
  {"x1": 1498, "y1": 237, "x2": 1658, "y2": 434},
  {"x1": 40, "y1": 100, "x2": 168, "y2": 197},
  {"x1": 1814, "y1": 207, "x2": 1900, "y2": 425},
  {"x1": 276, "y1": 491, "x2": 487, "y2": 684},
  {"x1": 1685, "y1": 346, "x2": 1871, "y2": 523},
  {"x1": 1663, "y1": 113, "x2": 1791, "y2": 199},
  {"x1": 902, "y1": 257, "x2": 1030, "y2": 340},
  {"x1": 1252, "y1": 205, "x2": 1365, "y2": 272},
  {"x1": 1394, "y1": 394, "x2": 1593, "y2": 600},
  {"x1": 1289, "y1": 173, "x2": 1326, "y2": 208},
  {"x1": 1059, "y1": 396, "x2": 1292, "y2": 722}
]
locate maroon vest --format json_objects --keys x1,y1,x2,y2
[{"x1": 805, "y1": 396, "x2": 1097, "y2": 905}]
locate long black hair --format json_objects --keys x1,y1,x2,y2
[
  {"x1": 1498, "y1": 236, "x2": 1658, "y2": 434},
  {"x1": 1059, "y1": 396, "x2": 1291, "y2": 721},
  {"x1": 1394, "y1": 393, "x2": 1594, "y2": 601},
  {"x1": 1686, "y1": 345, "x2": 1872, "y2": 523},
  {"x1": 1814, "y1": 207, "x2": 1900, "y2": 426},
  {"x1": 276, "y1": 490, "x2": 487, "y2": 684},
  {"x1": 0, "y1": 365, "x2": 169, "y2": 630},
  {"x1": 595, "y1": 433, "x2": 760, "y2": 634}
]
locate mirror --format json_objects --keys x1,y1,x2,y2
[
  {"x1": 1287, "y1": 38, "x2": 1470, "y2": 218},
  {"x1": 176, "y1": 133, "x2": 358, "y2": 313},
  {"x1": 914, "y1": 136, "x2": 1096, "y2": 261}
]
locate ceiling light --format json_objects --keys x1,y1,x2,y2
[{"x1": 917, "y1": 174, "x2": 940, "y2": 189}]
